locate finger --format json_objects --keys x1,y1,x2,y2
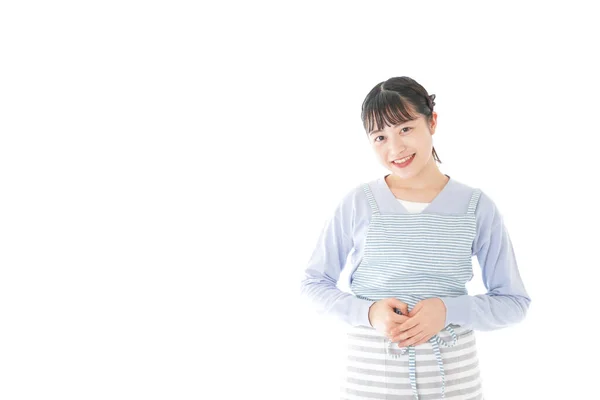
[
  {"x1": 389, "y1": 312, "x2": 410, "y2": 326},
  {"x1": 408, "y1": 304, "x2": 422, "y2": 317},
  {"x1": 394, "y1": 316, "x2": 420, "y2": 334},
  {"x1": 386, "y1": 315, "x2": 410, "y2": 336},
  {"x1": 387, "y1": 298, "x2": 409, "y2": 316},
  {"x1": 388, "y1": 316, "x2": 410, "y2": 336},
  {"x1": 391, "y1": 325, "x2": 422, "y2": 343},
  {"x1": 412, "y1": 333, "x2": 431, "y2": 347},
  {"x1": 390, "y1": 322, "x2": 417, "y2": 341},
  {"x1": 400, "y1": 330, "x2": 427, "y2": 348}
]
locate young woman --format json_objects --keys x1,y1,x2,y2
[{"x1": 300, "y1": 76, "x2": 531, "y2": 400}]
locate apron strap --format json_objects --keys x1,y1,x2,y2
[
  {"x1": 362, "y1": 183, "x2": 380, "y2": 215},
  {"x1": 467, "y1": 189, "x2": 482, "y2": 215},
  {"x1": 385, "y1": 327, "x2": 459, "y2": 400}
]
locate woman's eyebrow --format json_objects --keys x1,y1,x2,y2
[{"x1": 369, "y1": 122, "x2": 409, "y2": 136}]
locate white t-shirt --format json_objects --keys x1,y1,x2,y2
[{"x1": 397, "y1": 199, "x2": 430, "y2": 213}]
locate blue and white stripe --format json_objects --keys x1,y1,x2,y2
[
  {"x1": 341, "y1": 325, "x2": 483, "y2": 400},
  {"x1": 343, "y1": 183, "x2": 483, "y2": 400}
]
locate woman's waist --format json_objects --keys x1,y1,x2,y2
[
  {"x1": 354, "y1": 291, "x2": 467, "y2": 308},
  {"x1": 346, "y1": 324, "x2": 476, "y2": 352}
]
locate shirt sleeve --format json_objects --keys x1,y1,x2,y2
[
  {"x1": 439, "y1": 191, "x2": 532, "y2": 331},
  {"x1": 299, "y1": 187, "x2": 376, "y2": 327}
]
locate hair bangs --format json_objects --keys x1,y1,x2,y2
[{"x1": 362, "y1": 91, "x2": 420, "y2": 134}]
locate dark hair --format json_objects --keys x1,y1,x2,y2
[{"x1": 361, "y1": 76, "x2": 441, "y2": 163}]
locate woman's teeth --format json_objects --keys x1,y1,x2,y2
[{"x1": 393, "y1": 154, "x2": 415, "y2": 163}]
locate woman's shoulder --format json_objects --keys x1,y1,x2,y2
[
  {"x1": 336, "y1": 179, "x2": 375, "y2": 208},
  {"x1": 328, "y1": 178, "x2": 379, "y2": 223},
  {"x1": 450, "y1": 177, "x2": 499, "y2": 218},
  {"x1": 448, "y1": 176, "x2": 479, "y2": 195}
]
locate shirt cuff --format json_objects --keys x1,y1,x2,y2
[
  {"x1": 439, "y1": 295, "x2": 472, "y2": 327},
  {"x1": 350, "y1": 297, "x2": 377, "y2": 327}
]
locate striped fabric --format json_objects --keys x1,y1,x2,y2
[
  {"x1": 341, "y1": 324, "x2": 484, "y2": 400},
  {"x1": 343, "y1": 183, "x2": 484, "y2": 400}
]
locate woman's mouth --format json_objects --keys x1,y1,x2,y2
[{"x1": 392, "y1": 154, "x2": 415, "y2": 168}]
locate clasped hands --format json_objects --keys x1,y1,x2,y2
[{"x1": 368, "y1": 297, "x2": 447, "y2": 348}]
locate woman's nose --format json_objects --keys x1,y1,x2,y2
[
  {"x1": 387, "y1": 133, "x2": 406, "y2": 147},
  {"x1": 388, "y1": 139, "x2": 407, "y2": 153}
]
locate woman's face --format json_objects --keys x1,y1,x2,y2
[{"x1": 367, "y1": 112, "x2": 438, "y2": 180}]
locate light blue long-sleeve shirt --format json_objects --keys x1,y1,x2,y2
[{"x1": 299, "y1": 174, "x2": 531, "y2": 330}]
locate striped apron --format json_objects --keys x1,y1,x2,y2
[{"x1": 341, "y1": 183, "x2": 484, "y2": 400}]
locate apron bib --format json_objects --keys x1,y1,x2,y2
[{"x1": 340, "y1": 182, "x2": 484, "y2": 400}]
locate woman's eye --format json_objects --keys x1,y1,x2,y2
[{"x1": 374, "y1": 127, "x2": 411, "y2": 142}]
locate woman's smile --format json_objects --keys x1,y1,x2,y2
[{"x1": 392, "y1": 153, "x2": 416, "y2": 168}]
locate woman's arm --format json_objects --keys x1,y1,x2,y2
[
  {"x1": 439, "y1": 191, "x2": 532, "y2": 331},
  {"x1": 299, "y1": 188, "x2": 376, "y2": 327}
]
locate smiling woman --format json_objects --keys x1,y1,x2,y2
[
  {"x1": 362, "y1": 77, "x2": 441, "y2": 171},
  {"x1": 300, "y1": 76, "x2": 531, "y2": 400}
]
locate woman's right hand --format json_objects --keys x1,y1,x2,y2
[{"x1": 368, "y1": 298, "x2": 410, "y2": 341}]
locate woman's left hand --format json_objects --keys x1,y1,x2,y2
[{"x1": 389, "y1": 298, "x2": 446, "y2": 347}]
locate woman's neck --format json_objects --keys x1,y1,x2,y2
[{"x1": 387, "y1": 160, "x2": 447, "y2": 190}]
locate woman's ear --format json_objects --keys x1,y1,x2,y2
[{"x1": 429, "y1": 112, "x2": 438, "y2": 135}]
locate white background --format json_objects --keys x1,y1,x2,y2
[{"x1": 1, "y1": 1, "x2": 599, "y2": 399}]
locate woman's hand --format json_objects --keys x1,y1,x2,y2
[
  {"x1": 389, "y1": 298, "x2": 447, "y2": 347},
  {"x1": 368, "y1": 298, "x2": 411, "y2": 339}
]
